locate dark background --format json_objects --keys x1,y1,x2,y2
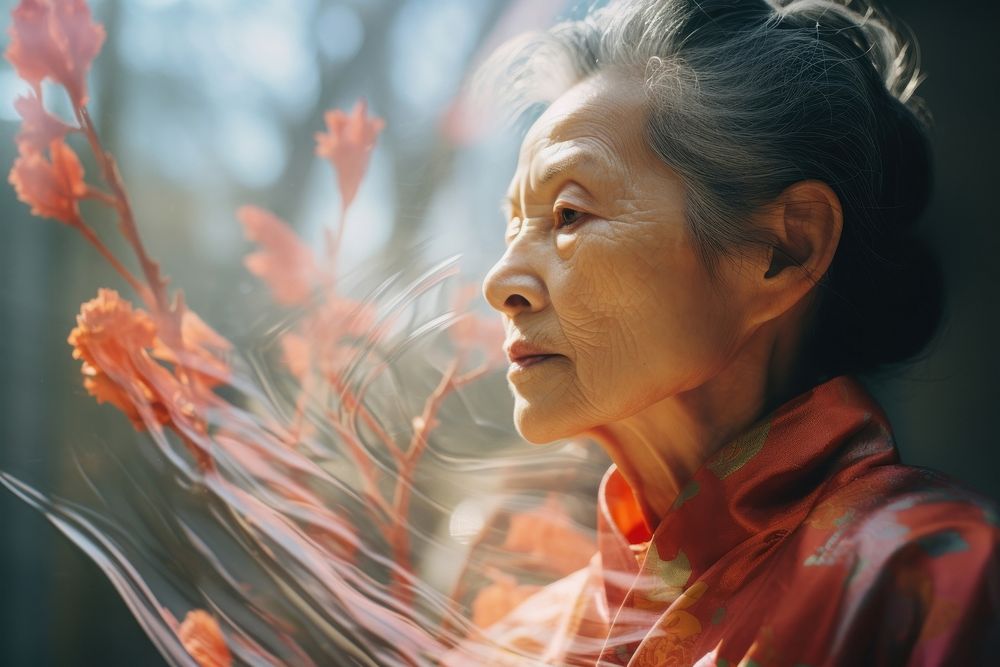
[{"x1": 1, "y1": 0, "x2": 998, "y2": 664}]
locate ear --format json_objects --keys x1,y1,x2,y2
[{"x1": 746, "y1": 180, "x2": 843, "y2": 326}]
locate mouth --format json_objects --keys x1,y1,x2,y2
[{"x1": 509, "y1": 354, "x2": 561, "y2": 373}]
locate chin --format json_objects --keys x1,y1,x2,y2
[
  {"x1": 514, "y1": 422, "x2": 555, "y2": 445},
  {"x1": 513, "y1": 401, "x2": 580, "y2": 445}
]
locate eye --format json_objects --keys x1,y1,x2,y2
[{"x1": 556, "y1": 206, "x2": 585, "y2": 230}]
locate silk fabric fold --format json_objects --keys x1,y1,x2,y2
[{"x1": 446, "y1": 375, "x2": 999, "y2": 666}]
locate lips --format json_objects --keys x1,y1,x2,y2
[
  {"x1": 504, "y1": 339, "x2": 561, "y2": 368},
  {"x1": 511, "y1": 354, "x2": 558, "y2": 369}
]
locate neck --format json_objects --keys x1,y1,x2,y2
[{"x1": 586, "y1": 311, "x2": 811, "y2": 529}]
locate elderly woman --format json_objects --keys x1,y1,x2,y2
[{"x1": 452, "y1": 0, "x2": 1000, "y2": 664}]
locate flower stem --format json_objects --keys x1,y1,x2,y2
[
  {"x1": 332, "y1": 375, "x2": 405, "y2": 464},
  {"x1": 325, "y1": 204, "x2": 348, "y2": 266},
  {"x1": 74, "y1": 106, "x2": 176, "y2": 335},
  {"x1": 82, "y1": 185, "x2": 117, "y2": 207},
  {"x1": 74, "y1": 220, "x2": 152, "y2": 303},
  {"x1": 327, "y1": 416, "x2": 384, "y2": 500},
  {"x1": 387, "y1": 358, "x2": 460, "y2": 605}
]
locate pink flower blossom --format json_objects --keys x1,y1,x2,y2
[
  {"x1": 239, "y1": 205, "x2": 324, "y2": 306},
  {"x1": 5, "y1": 0, "x2": 106, "y2": 107},
  {"x1": 13, "y1": 93, "x2": 76, "y2": 153},
  {"x1": 315, "y1": 99, "x2": 385, "y2": 212},
  {"x1": 9, "y1": 137, "x2": 87, "y2": 225}
]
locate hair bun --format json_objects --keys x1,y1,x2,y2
[
  {"x1": 877, "y1": 98, "x2": 933, "y2": 234},
  {"x1": 862, "y1": 233, "x2": 944, "y2": 368},
  {"x1": 810, "y1": 82, "x2": 942, "y2": 379},
  {"x1": 814, "y1": 228, "x2": 944, "y2": 379}
]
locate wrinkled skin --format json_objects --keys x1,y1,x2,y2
[{"x1": 483, "y1": 69, "x2": 842, "y2": 524}]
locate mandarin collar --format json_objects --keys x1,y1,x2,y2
[{"x1": 594, "y1": 375, "x2": 900, "y2": 617}]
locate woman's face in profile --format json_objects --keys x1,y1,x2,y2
[{"x1": 483, "y1": 70, "x2": 758, "y2": 443}]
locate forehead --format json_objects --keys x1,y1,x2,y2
[
  {"x1": 526, "y1": 70, "x2": 648, "y2": 145},
  {"x1": 511, "y1": 70, "x2": 650, "y2": 187},
  {"x1": 510, "y1": 70, "x2": 655, "y2": 195}
]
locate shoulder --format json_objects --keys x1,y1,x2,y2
[
  {"x1": 806, "y1": 463, "x2": 1000, "y2": 583},
  {"x1": 827, "y1": 464, "x2": 999, "y2": 555},
  {"x1": 811, "y1": 464, "x2": 1000, "y2": 664}
]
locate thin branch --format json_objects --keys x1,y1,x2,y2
[
  {"x1": 81, "y1": 185, "x2": 118, "y2": 207},
  {"x1": 386, "y1": 358, "x2": 461, "y2": 604},
  {"x1": 73, "y1": 219, "x2": 152, "y2": 303},
  {"x1": 74, "y1": 105, "x2": 175, "y2": 333}
]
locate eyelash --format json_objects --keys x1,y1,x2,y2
[
  {"x1": 503, "y1": 206, "x2": 585, "y2": 244},
  {"x1": 555, "y1": 206, "x2": 585, "y2": 230}
]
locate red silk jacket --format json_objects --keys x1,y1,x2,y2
[{"x1": 444, "y1": 375, "x2": 1000, "y2": 666}]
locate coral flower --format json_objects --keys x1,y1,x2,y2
[
  {"x1": 68, "y1": 289, "x2": 172, "y2": 431},
  {"x1": 152, "y1": 309, "x2": 232, "y2": 389},
  {"x1": 280, "y1": 332, "x2": 310, "y2": 381},
  {"x1": 503, "y1": 494, "x2": 596, "y2": 576},
  {"x1": 177, "y1": 610, "x2": 232, "y2": 667},
  {"x1": 13, "y1": 93, "x2": 76, "y2": 154},
  {"x1": 5, "y1": 0, "x2": 106, "y2": 107},
  {"x1": 315, "y1": 99, "x2": 385, "y2": 212},
  {"x1": 239, "y1": 205, "x2": 323, "y2": 306},
  {"x1": 9, "y1": 137, "x2": 87, "y2": 225},
  {"x1": 68, "y1": 288, "x2": 158, "y2": 370},
  {"x1": 471, "y1": 573, "x2": 542, "y2": 629}
]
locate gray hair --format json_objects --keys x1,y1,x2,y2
[{"x1": 478, "y1": 0, "x2": 943, "y2": 382}]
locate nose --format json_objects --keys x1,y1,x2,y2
[{"x1": 482, "y1": 245, "x2": 548, "y2": 318}]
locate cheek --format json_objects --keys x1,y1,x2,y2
[
  {"x1": 641, "y1": 282, "x2": 738, "y2": 380},
  {"x1": 643, "y1": 255, "x2": 742, "y2": 370},
  {"x1": 542, "y1": 236, "x2": 658, "y2": 415},
  {"x1": 550, "y1": 252, "x2": 627, "y2": 387},
  {"x1": 557, "y1": 232, "x2": 737, "y2": 414}
]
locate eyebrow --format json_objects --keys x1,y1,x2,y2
[
  {"x1": 537, "y1": 154, "x2": 584, "y2": 186},
  {"x1": 502, "y1": 147, "x2": 609, "y2": 217}
]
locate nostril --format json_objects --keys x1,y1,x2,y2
[{"x1": 505, "y1": 294, "x2": 531, "y2": 310}]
